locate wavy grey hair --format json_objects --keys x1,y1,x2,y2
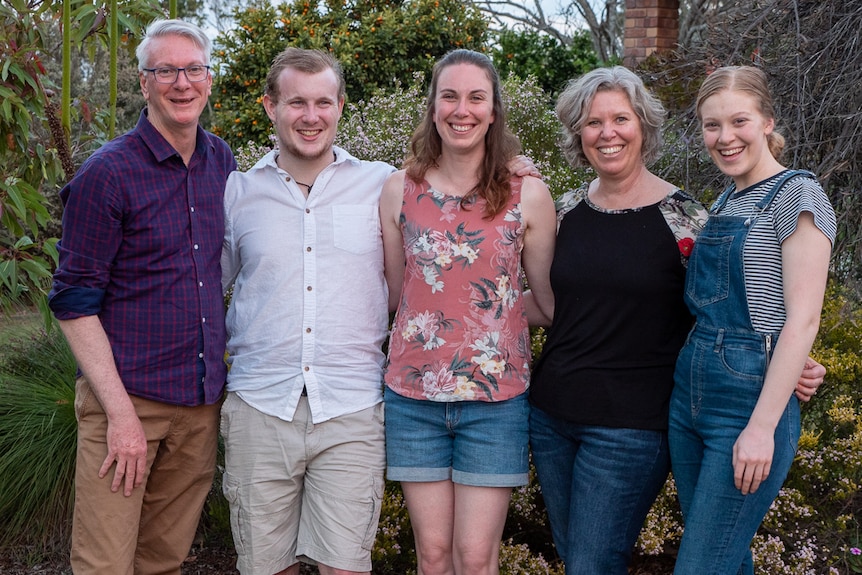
[
  {"x1": 555, "y1": 66, "x2": 665, "y2": 168},
  {"x1": 136, "y1": 19, "x2": 212, "y2": 71}
]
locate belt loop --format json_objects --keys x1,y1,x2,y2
[{"x1": 713, "y1": 328, "x2": 725, "y2": 351}]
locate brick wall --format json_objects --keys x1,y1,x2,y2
[{"x1": 624, "y1": 0, "x2": 679, "y2": 67}]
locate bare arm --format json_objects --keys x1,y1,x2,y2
[
  {"x1": 380, "y1": 171, "x2": 407, "y2": 313},
  {"x1": 732, "y1": 213, "x2": 831, "y2": 494},
  {"x1": 519, "y1": 176, "x2": 557, "y2": 326},
  {"x1": 59, "y1": 316, "x2": 148, "y2": 496}
]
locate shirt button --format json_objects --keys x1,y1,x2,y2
[
  {"x1": 194, "y1": 244, "x2": 199, "y2": 250},
  {"x1": 198, "y1": 353, "x2": 204, "y2": 358},
  {"x1": 306, "y1": 327, "x2": 311, "y2": 333},
  {"x1": 202, "y1": 317, "x2": 207, "y2": 323},
  {"x1": 306, "y1": 286, "x2": 312, "y2": 291},
  {"x1": 199, "y1": 282, "x2": 204, "y2": 287},
  {"x1": 305, "y1": 208, "x2": 310, "y2": 214},
  {"x1": 190, "y1": 206, "x2": 195, "y2": 213},
  {"x1": 306, "y1": 246, "x2": 312, "y2": 252},
  {"x1": 304, "y1": 366, "x2": 310, "y2": 372}
]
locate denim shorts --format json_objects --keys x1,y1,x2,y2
[{"x1": 384, "y1": 386, "x2": 530, "y2": 487}]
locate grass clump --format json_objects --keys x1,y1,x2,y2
[{"x1": 0, "y1": 324, "x2": 77, "y2": 553}]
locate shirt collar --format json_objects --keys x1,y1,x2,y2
[{"x1": 136, "y1": 108, "x2": 212, "y2": 165}]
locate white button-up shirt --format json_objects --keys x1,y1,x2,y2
[{"x1": 222, "y1": 147, "x2": 395, "y2": 423}]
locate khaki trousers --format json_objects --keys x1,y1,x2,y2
[{"x1": 70, "y1": 377, "x2": 220, "y2": 575}]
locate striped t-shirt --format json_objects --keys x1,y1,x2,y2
[{"x1": 716, "y1": 171, "x2": 836, "y2": 333}]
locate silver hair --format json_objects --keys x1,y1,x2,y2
[
  {"x1": 136, "y1": 19, "x2": 211, "y2": 71},
  {"x1": 555, "y1": 66, "x2": 666, "y2": 168}
]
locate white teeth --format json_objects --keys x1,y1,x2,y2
[
  {"x1": 599, "y1": 145, "x2": 623, "y2": 154},
  {"x1": 451, "y1": 124, "x2": 471, "y2": 132},
  {"x1": 720, "y1": 148, "x2": 743, "y2": 156},
  {"x1": 298, "y1": 130, "x2": 318, "y2": 136}
]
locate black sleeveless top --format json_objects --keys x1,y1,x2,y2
[{"x1": 530, "y1": 192, "x2": 701, "y2": 430}]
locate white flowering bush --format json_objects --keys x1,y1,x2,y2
[{"x1": 235, "y1": 72, "x2": 588, "y2": 199}]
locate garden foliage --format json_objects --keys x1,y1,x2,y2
[
  {"x1": 0, "y1": 2, "x2": 64, "y2": 314},
  {"x1": 0, "y1": 326, "x2": 77, "y2": 553},
  {"x1": 211, "y1": 0, "x2": 488, "y2": 149},
  {"x1": 489, "y1": 28, "x2": 601, "y2": 97}
]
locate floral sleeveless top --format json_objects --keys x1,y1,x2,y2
[{"x1": 384, "y1": 176, "x2": 531, "y2": 402}]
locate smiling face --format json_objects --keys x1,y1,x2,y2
[
  {"x1": 699, "y1": 89, "x2": 776, "y2": 190},
  {"x1": 263, "y1": 66, "x2": 344, "y2": 164},
  {"x1": 139, "y1": 34, "x2": 211, "y2": 139},
  {"x1": 432, "y1": 63, "x2": 495, "y2": 156},
  {"x1": 580, "y1": 89, "x2": 644, "y2": 179}
]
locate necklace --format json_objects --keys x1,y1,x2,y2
[
  {"x1": 294, "y1": 179, "x2": 313, "y2": 192},
  {"x1": 290, "y1": 151, "x2": 337, "y2": 193}
]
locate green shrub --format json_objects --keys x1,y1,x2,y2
[{"x1": 0, "y1": 325, "x2": 77, "y2": 552}]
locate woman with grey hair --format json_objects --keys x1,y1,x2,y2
[
  {"x1": 527, "y1": 66, "x2": 824, "y2": 575},
  {"x1": 527, "y1": 65, "x2": 707, "y2": 575}
]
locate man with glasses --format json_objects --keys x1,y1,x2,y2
[{"x1": 49, "y1": 18, "x2": 235, "y2": 574}]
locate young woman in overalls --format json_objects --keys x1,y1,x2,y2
[{"x1": 668, "y1": 66, "x2": 836, "y2": 574}]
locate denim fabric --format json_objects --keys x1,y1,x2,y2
[
  {"x1": 530, "y1": 406, "x2": 669, "y2": 575},
  {"x1": 384, "y1": 387, "x2": 530, "y2": 487},
  {"x1": 670, "y1": 327, "x2": 799, "y2": 575},
  {"x1": 670, "y1": 174, "x2": 802, "y2": 575}
]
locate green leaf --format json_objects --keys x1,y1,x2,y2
[{"x1": 19, "y1": 258, "x2": 53, "y2": 281}]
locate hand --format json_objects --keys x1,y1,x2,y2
[
  {"x1": 795, "y1": 356, "x2": 826, "y2": 402},
  {"x1": 732, "y1": 423, "x2": 774, "y2": 495},
  {"x1": 99, "y1": 412, "x2": 148, "y2": 496},
  {"x1": 508, "y1": 154, "x2": 541, "y2": 178}
]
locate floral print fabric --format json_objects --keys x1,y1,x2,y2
[{"x1": 384, "y1": 177, "x2": 531, "y2": 402}]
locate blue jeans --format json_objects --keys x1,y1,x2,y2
[
  {"x1": 669, "y1": 327, "x2": 800, "y2": 575},
  {"x1": 529, "y1": 406, "x2": 669, "y2": 575}
]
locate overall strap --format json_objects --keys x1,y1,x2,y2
[
  {"x1": 756, "y1": 169, "x2": 817, "y2": 210},
  {"x1": 711, "y1": 169, "x2": 816, "y2": 216},
  {"x1": 710, "y1": 184, "x2": 736, "y2": 214}
]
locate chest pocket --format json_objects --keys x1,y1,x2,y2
[
  {"x1": 333, "y1": 204, "x2": 379, "y2": 254},
  {"x1": 685, "y1": 233, "x2": 733, "y2": 308}
]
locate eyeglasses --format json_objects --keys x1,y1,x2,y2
[{"x1": 143, "y1": 65, "x2": 211, "y2": 84}]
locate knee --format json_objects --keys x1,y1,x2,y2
[
  {"x1": 454, "y1": 544, "x2": 499, "y2": 575},
  {"x1": 416, "y1": 541, "x2": 454, "y2": 575}
]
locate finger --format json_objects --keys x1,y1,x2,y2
[
  {"x1": 98, "y1": 453, "x2": 115, "y2": 479},
  {"x1": 733, "y1": 458, "x2": 744, "y2": 491},
  {"x1": 123, "y1": 461, "x2": 136, "y2": 497},
  {"x1": 739, "y1": 467, "x2": 752, "y2": 495},
  {"x1": 111, "y1": 459, "x2": 126, "y2": 493},
  {"x1": 134, "y1": 455, "x2": 147, "y2": 489},
  {"x1": 748, "y1": 466, "x2": 765, "y2": 494},
  {"x1": 795, "y1": 385, "x2": 814, "y2": 402}
]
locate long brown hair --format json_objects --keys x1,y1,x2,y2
[{"x1": 404, "y1": 50, "x2": 521, "y2": 218}]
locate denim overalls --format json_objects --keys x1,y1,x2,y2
[{"x1": 668, "y1": 171, "x2": 812, "y2": 575}]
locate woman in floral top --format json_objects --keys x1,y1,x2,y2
[{"x1": 379, "y1": 49, "x2": 556, "y2": 575}]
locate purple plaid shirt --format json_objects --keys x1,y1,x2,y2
[{"x1": 49, "y1": 110, "x2": 236, "y2": 406}]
